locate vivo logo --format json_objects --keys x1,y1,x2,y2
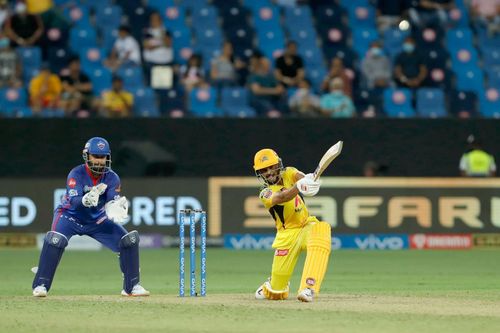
[
  {"x1": 225, "y1": 234, "x2": 275, "y2": 250},
  {"x1": 354, "y1": 234, "x2": 406, "y2": 250}
]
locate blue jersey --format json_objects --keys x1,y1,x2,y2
[{"x1": 56, "y1": 164, "x2": 121, "y2": 224}]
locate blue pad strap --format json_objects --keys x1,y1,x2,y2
[
  {"x1": 32, "y1": 231, "x2": 68, "y2": 291},
  {"x1": 119, "y1": 230, "x2": 140, "y2": 294}
]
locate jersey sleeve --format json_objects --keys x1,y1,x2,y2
[
  {"x1": 259, "y1": 187, "x2": 275, "y2": 209},
  {"x1": 105, "y1": 173, "x2": 122, "y2": 202},
  {"x1": 63, "y1": 169, "x2": 86, "y2": 210},
  {"x1": 283, "y1": 167, "x2": 299, "y2": 183}
]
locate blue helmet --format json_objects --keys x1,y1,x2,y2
[{"x1": 82, "y1": 137, "x2": 112, "y2": 174}]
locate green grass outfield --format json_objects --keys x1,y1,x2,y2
[{"x1": 0, "y1": 248, "x2": 499, "y2": 333}]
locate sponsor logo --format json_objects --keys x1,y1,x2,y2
[
  {"x1": 274, "y1": 249, "x2": 289, "y2": 256},
  {"x1": 68, "y1": 178, "x2": 76, "y2": 188},
  {"x1": 409, "y1": 234, "x2": 472, "y2": 249},
  {"x1": 68, "y1": 189, "x2": 78, "y2": 197},
  {"x1": 260, "y1": 189, "x2": 272, "y2": 199},
  {"x1": 336, "y1": 234, "x2": 408, "y2": 250},
  {"x1": 224, "y1": 234, "x2": 275, "y2": 250},
  {"x1": 306, "y1": 278, "x2": 315, "y2": 286},
  {"x1": 472, "y1": 234, "x2": 500, "y2": 248}
]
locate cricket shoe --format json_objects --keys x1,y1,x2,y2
[
  {"x1": 121, "y1": 284, "x2": 150, "y2": 297},
  {"x1": 33, "y1": 285, "x2": 47, "y2": 297},
  {"x1": 255, "y1": 284, "x2": 266, "y2": 300},
  {"x1": 297, "y1": 288, "x2": 314, "y2": 302}
]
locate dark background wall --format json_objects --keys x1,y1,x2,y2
[{"x1": 1, "y1": 118, "x2": 499, "y2": 177}]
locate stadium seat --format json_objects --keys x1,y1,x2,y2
[
  {"x1": 413, "y1": 26, "x2": 444, "y2": 48},
  {"x1": 454, "y1": 67, "x2": 484, "y2": 94},
  {"x1": 448, "y1": 6, "x2": 470, "y2": 28},
  {"x1": 86, "y1": 67, "x2": 112, "y2": 95},
  {"x1": 482, "y1": 48, "x2": 500, "y2": 69},
  {"x1": 257, "y1": 29, "x2": 285, "y2": 60},
  {"x1": 0, "y1": 88, "x2": 28, "y2": 112},
  {"x1": 449, "y1": 90, "x2": 478, "y2": 117},
  {"x1": 133, "y1": 88, "x2": 160, "y2": 117},
  {"x1": 252, "y1": 6, "x2": 281, "y2": 33},
  {"x1": 147, "y1": 0, "x2": 175, "y2": 13},
  {"x1": 283, "y1": 6, "x2": 313, "y2": 27},
  {"x1": 80, "y1": 47, "x2": 107, "y2": 72},
  {"x1": 486, "y1": 69, "x2": 500, "y2": 88},
  {"x1": 116, "y1": 66, "x2": 145, "y2": 91},
  {"x1": 63, "y1": 5, "x2": 91, "y2": 27},
  {"x1": 163, "y1": 6, "x2": 187, "y2": 30},
  {"x1": 48, "y1": 47, "x2": 74, "y2": 74},
  {"x1": 416, "y1": 88, "x2": 447, "y2": 118},
  {"x1": 17, "y1": 47, "x2": 42, "y2": 71},
  {"x1": 383, "y1": 88, "x2": 415, "y2": 117},
  {"x1": 220, "y1": 87, "x2": 256, "y2": 117},
  {"x1": 479, "y1": 87, "x2": 500, "y2": 118},
  {"x1": 189, "y1": 87, "x2": 223, "y2": 117},
  {"x1": 314, "y1": 5, "x2": 346, "y2": 27},
  {"x1": 446, "y1": 28, "x2": 474, "y2": 52},
  {"x1": 383, "y1": 28, "x2": 410, "y2": 60},
  {"x1": 157, "y1": 88, "x2": 185, "y2": 116},
  {"x1": 96, "y1": 5, "x2": 123, "y2": 29},
  {"x1": 69, "y1": 26, "x2": 97, "y2": 53},
  {"x1": 346, "y1": 4, "x2": 376, "y2": 28},
  {"x1": 451, "y1": 47, "x2": 480, "y2": 71}
]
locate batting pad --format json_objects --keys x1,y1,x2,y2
[
  {"x1": 119, "y1": 231, "x2": 140, "y2": 294},
  {"x1": 32, "y1": 231, "x2": 68, "y2": 291},
  {"x1": 299, "y1": 222, "x2": 331, "y2": 294}
]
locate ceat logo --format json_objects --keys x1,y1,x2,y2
[
  {"x1": 275, "y1": 249, "x2": 289, "y2": 256},
  {"x1": 306, "y1": 278, "x2": 316, "y2": 286},
  {"x1": 68, "y1": 178, "x2": 77, "y2": 188},
  {"x1": 97, "y1": 141, "x2": 105, "y2": 150}
]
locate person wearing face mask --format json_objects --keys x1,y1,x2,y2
[
  {"x1": 4, "y1": 1, "x2": 44, "y2": 47},
  {"x1": 361, "y1": 41, "x2": 392, "y2": 90},
  {"x1": 0, "y1": 31, "x2": 22, "y2": 88},
  {"x1": 0, "y1": 0, "x2": 11, "y2": 28},
  {"x1": 288, "y1": 78, "x2": 321, "y2": 117},
  {"x1": 319, "y1": 77, "x2": 355, "y2": 118},
  {"x1": 394, "y1": 36, "x2": 427, "y2": 88}
]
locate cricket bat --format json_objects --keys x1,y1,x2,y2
[{"x1": 312, "y1": 141, "x2": 343, "y2": 181}]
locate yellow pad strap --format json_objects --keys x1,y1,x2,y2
[
  {"x1": 299, "y1": 222, "x2": 331, "y2": 293},
  {"x1": 262, "y1": 281, "x2": 289, "y2": 300}
]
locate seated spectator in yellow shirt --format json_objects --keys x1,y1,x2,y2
[
  {"x1": 101, "y1": 76, "x2": 133, "y2": 118},
  {"x1": 29, "y1": 63, "x2": 62, "y2": 112}
]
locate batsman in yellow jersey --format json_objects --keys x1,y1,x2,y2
[{"x1": 253, "y1": 148, "x2": 331, "y2": 302}]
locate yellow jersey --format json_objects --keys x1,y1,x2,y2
[{"x1": 259, "y1": 167, "x2": 310, "y2": 231}]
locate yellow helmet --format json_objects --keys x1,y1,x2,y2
[{"x1": 253, "y1": 149, "x2": 281, "y2": 171}]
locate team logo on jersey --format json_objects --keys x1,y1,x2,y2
[
  {"x1": 274, "y1": 249, "x2": 289, "y2": 256},
  {"x1": 306, "y1": 278, "x2": 316, "y2": 286},
  {"x1": 260, "y1": 189, "x2": 272, "y2": 199},
  {"x1": 97, "y1": 141, "x2": 105, "y2": 150},
  {"x1": 68, "y1": 178, "x2": 76, "y2": 188}
]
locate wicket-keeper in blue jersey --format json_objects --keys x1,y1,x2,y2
[{"x1": 32, "y1": 137, "x2": 150, "y2": 297}]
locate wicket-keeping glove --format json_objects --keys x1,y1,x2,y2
[
  {"x1": 105, "y1": 196, "x2": 129, "y2": 224},
  {"x1": 82, "y1": 183, "x2": 107, "y2": 207}
]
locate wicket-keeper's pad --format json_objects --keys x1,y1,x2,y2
[
  {"x1": 32, "y1": 231, "x2": 68, "y2": 291},
  {"x1": 119, "y1": 230, "x2": 140, "y2": 294},
  {"x1": 263, "y1": 281, "x2": 289, "y2": 300},
  {"x1": 299, "y1": 222, "x2": 331, "y2": 293}
]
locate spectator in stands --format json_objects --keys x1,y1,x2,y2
[
  {"x1": 288, "y1": 78, "x2": 321, "y2": 117},
  {"x1": 29, "y1": 62, "x2": 61, "y2": 113},
  {"x1": 180, "y1": 54, "x2": 205, "y2": 93},
  {"x1": 59, "y1": 57, "x2": 93, "y2": 116},
  {"x1": 0, "y1": 0, "x2": 11, "y2": 29},
  {"x1": 394, "y1": 36, "x2": 427, "y2": 88},
  {"x1": 100, "y1": 76, "x2": 133, "y2": 118},
  {"x1": 320, "y1": 77, "x2": 355, "y2": 118},
  {"x1": 4, "y1": 1, "x2": 44, "y2": 47},
  {"x1": 142, "y1": 11, "x2": 173, "y2": 82},
  {"x1": 459, "y1": 135, "x2": 496, "y2": 177},
  {"x1": 361, "y1": 41, "x2": 392, "y2": 90},
  {"x1": 469, "y1": 0, "x2": 500, "y2": 36},
  {"x1": 248, "y1": 56, "x2": 287, "y2": 117},
  {"x1": 376, "y1": 0, "x2": 411, "y2": 31},
  {"x1": 274, "y1": 41, "x2": 305, "y2": 88},
  {"x1": 321, "y1": 57, "x2": 352, "y2": 97},
  {"x1": 0, "y1": 30, "x2": 22, "y2": 88},
  {"x1": 408, "y1": 0, "x2": 455, "y2": 28},
  {"x1": 105, "y1": 25, "x2": 141, "y2": 72},
  {"x1": 210, "y1": 41, "x2": 242, "y2": 89}
]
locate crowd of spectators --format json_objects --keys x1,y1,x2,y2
[{"x1": 0, "y1": 0, "x2": 498, "y2": 118}]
